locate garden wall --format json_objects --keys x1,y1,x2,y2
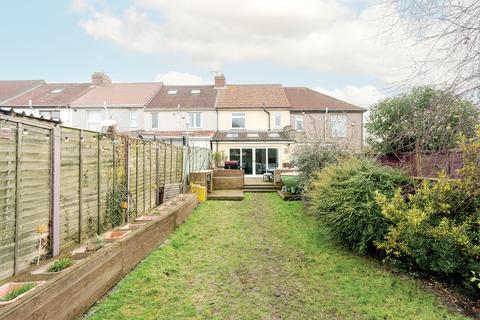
[{"x1": 0, "y1": 114, "x2": 208, "y2": 282}]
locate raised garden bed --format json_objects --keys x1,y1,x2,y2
[
  {"x1": 118, "y1": 223, "x2": 145, "y2": 231},
  {"x1": 135, "y1": 215, "x2": 159, "y2": 222},
  {"x1": 0, "y1": 193, "x2": 197, "y2": 320},
  {"x1": 31, "y1": 258, "x2": 80, "y2": 279}
]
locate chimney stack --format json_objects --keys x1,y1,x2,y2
[
  {"x1": 91, "y1": 72, "x2": 112, "y2": 86},
  {"x1": 214, "y1": 73, "x2": 226, "y2": 88}
]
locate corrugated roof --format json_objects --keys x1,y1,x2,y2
[
  {"x1": 212, "y1": 130, "x2": 293, "y2": 142},
  {"x1": 0, "y1": 80, "x2": 45, "y2": 104},
  {"x1": 71, "y1": 83, "x2": 163, "y2": 106},
  {"x1": 147, "y1": 85, "x2": 217, "y2": 110},
  {"x1": 284, "y1": 87, "x2": 365, "y2": 111},
  {"x1": 2, "y1": 83, "x2": 92, "y2": 107},
  {"x1": 216, "y1": 84, "x2": 291, "y2": 109}
]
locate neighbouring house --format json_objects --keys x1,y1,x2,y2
[
  {"x1": 0, "y1": 80, "x2": 45, "y2": 105},
  {"x1": 1, "y1": 82, "x2": 92, "y2": 126},
  {"x1": 212, "y1": 75, "x2": 295, "y2": 175},
  {"x1": 70, "y1": 72, "x2": 162, "y2": 132},
  {"x1": 140, "y1": 85, "x2": 218, "y2": 148},
  {"x1": 284, "y1": 87, "x2": 365, "y2": 152}
]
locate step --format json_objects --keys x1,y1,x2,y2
[{"x1": 244, "y1": 188, "x2": 277, "y2": 193}]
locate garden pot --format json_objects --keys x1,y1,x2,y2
[
  {"x1": 0, "y1": 281, "x2": 45, "y2": 306},
  {"x1": 135, "y1": 215, "x2": 158, "y2": 222},
  {"x1": 104, "y1": 230, "x2": 131, "y2": 241},
  {"x1": 120, "y1": 201, "x2": 128, "y2": 209},
  {"x1": 31, "y1": 258, "x2": 81, "y2": 278},
  {"x1": 118, "y1": 222, "x2": 145, "y2": 231}
]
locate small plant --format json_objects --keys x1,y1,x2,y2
[
  {"x1": 47, "y1": 258, "x2": 74, "y2": 273},
  {"x1": 0, "y1": 283, "x2": 36, "y2": 302},
  {"x1": 86, "y1": 235, "x2": 105, "y2": 252},
  {"x1": 211, "y1": 151, "x2": 226, "y2": 167}
]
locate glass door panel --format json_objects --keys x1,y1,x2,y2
[
  {"x1": 255, "y1": 148, "x2": 267, "y2": 175},
  {"x1": 242, "y1": 148, "x2": 253, "y2": 175},
  {"x1": 267, "y1": 148, "x2": 278, "y2": 170}
]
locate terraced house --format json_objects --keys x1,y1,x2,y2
[{"x1": 0, "y1": 73, "x2": 365, "y2": 176}]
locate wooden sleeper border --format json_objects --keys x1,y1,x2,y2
[{"x1": 0, "y1": 193, "x2": 198, "y2": 320}]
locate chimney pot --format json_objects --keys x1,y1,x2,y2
[
  {"x1": 214, "y1": 73, "x2": 226, "y2": 88},
  {"x1": 91, "y1": 72, "x2": 111, "y2": 86}
]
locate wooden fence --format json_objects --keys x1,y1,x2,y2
[{"x1": 0, "y1": 115, "x2": 209, "y2": 281}]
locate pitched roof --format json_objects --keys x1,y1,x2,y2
[
  {"x1": 0, "y1": 80, "x2": 45, "y2": 104},
  {"x1": 216, "y1": 84, "x2": 290, "y2": 109},
  {"x1": 212, "y1": 130, "x2": 293, "y2": 142},
  {"x1": 284, "y1": 87, "x2": 365, "y2": 111},
  {"x1": 71, "y1": 83, "x2": 162, "y2": 107},
  {"x1": 147, "y1": 85, "x2": 217, "y2": 110},
  {"x1": 2, "y1": 83, "x2": 92, "y2": 107}
]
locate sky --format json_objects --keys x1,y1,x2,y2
[{"x1": 0, "y1": 0, "x2": 424, "y2": 108}]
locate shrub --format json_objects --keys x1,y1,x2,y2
[
  {"x1": 308, "y1": 157, "x2": 410, "y2": 255},
  {"x1": 48, "y1": 257, "x2": 74, "y2": 273},
  {"x1": 291, "y1": 143, "x2": 346, "y2": 189}
]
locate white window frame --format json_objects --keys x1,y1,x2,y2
[
  {"x1": 331, "y1": 114, "x2": 348, "y2": 138},
  {"x1": 273, "y1": 112, "x2": 282, "y2": 129},
  {"x1": 187, "y1": 112, "x2": 203, "y2": 128},
  {"x1": 295, "y1": 115, "x2": 304, "y2": 131},
  {"x1": 231, "y1": 112, "x2": 246, "y2": 129},
  {"x1": 151, "y1": 112, "x2": 159, "y2": 129},
  {"x1": 86, "y1": 109, "x2": 102, "y2": 131},
  {"x1": 129, "y1": 109, "x2": 138, "y2": 128}
]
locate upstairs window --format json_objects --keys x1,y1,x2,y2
[
  {"x1": 86, "y1": 110, "x2": 102, "y2": 131},
  {"x1": 151, "y1": 112, "x2": 159, "y2": 129},
  {"x1": 231, "y1": 112, "x2": 245, "y2": 129},
  {"x1": 331, "y1": 114, "x2": 347, "y2": 138},
  {"x1": 129, "y1": 109, "x2": 138, "y2": 128},
  {"x1": 274, "y1": 112, "x2": 281, "y2": 129},
  {"x1": 187, "y1": 112, "x2": 202, "y2": 128},
  {"x1": 295, "y1": 115, "x2": 303, "y2": 131}
]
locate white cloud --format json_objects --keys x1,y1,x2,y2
[
  {"x1": 73, "y1": 0, "x2": 430, "y2": 84},
  {"x1": 154, "y1": 71, "x2": 207, "y2": 85},
  {"x1": 315, "y1": 85, "x2": 386, "y2": 108}
]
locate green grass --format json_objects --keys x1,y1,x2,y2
[
  {"x1": 0, "y1": 283, "x2": 36, "y2": 302},
  {"x1": 48, "y1": 257, "x2": 74, "y2": 273},
  {"x1": 86, "y1": 193, "x2": 468, "y2": 319}
]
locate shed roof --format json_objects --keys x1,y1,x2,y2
[{"x1": 212, "y1": 130, "x2": 293, "y2": 142}]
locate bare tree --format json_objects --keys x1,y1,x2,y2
[{"x1": 386, "y1": 0, "x2": 480, "y2": 97}]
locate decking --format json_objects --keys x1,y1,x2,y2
[{"x1": 207, "y1": 190, "x2": 245, "y2": 201}]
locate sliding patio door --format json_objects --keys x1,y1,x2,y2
[
  {"x1": 228, "y1": 147, "x2": 278, "y2": 176},
  {"x1": 255, "y1": 148, "x2": 267, "y2": 175}
]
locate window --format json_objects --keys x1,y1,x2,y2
[
  {"x1": 268, "y1": 132, "x2": 280, "y2": 138},
  {"x1": 151, "y1": 112, "x2": 159, "y2": 129},
  {"x1": 226, "y1": 133, "x2": 238, "y2": 138},
  {"x1": 87, "y1": 110, "x2": 102, "y2": 131},
  {"x1": 231, "y1": 112, "x2": 245, "y2": 128},
  {"x1": 331, "y1": 114, "x2": 347, "y2": 138},
  {"x1": 167, "y1": 89, "x2": 178, "y2": 95},
  {"x1": 274, "y1": 112, "x2": 281, "y2": 129},
  {"x1": 268, "y1": 148, "x2": 279, "y2": 169},
  {"x1": 39, "y1": 110, "x2": 60, "y2": 120},
  {"x1": 190, "y1": 89, "x2": 201, "y2": 94},
  {"x1": 129, "y1": 109, "x2": 138, "y2": 128},
  {"x1": 295, "y1": 115, "x2": 304, "y2": 131},
  {"x1": 187, "y1": 112, "x2": 202, "y2": 128},
  {"x1": 247, "y1": 133, "x2": 258, "y2": 138},
  {"x1": 229, "y1": 149, "x2": 241, "y2": 162}
]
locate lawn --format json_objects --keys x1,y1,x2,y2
[{"x1": 85, "y1": 193, "x2": 468, "y2": 319}]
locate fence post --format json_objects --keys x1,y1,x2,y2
[
  {"x1": 136, "y1": 142, "x2": 139, "y2": 215},
  {"x1": 78, "y1": 129, "x2": 83, "y2": 243},
  {"x1": 13, "y1": 123, "x2": 22, "y2": 274},
  {"x1": 155, "y1": 141, "x2": 160, "y2": 205},
  {"x1": 170, "y1": 144, "x2": 173, "y2": 184},
  {"x1": 97, "y1": 133, "x2": 102, "y2": 234},
  {"x1": 51, "y1": 126, "x2": 61, "y2": 257},
  {"x1": 126, "y1": 139, "x2": 130, "y2": 222},
  {"x1": 149, "y1": 142, "x2": 153, "y2": 208},
  {"x1": 143, "y1": 141, "x2": 146, "y2": 211}
]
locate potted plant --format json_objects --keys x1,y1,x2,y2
[
  {"x1": 31, "y1": 257, "x2": 79, "y2": 278},
  {"x1": 0, "y1": 281, "x2": 44, "y2": 305}
]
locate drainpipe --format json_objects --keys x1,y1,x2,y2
[
  {"x1": 263, "y1": 104, "x2": 271, "y2": 131},
  {"x1": 103, "y1": 101, "x2": 108, "y2": 120},
  {"x1": 324, "y1": 107, "x2": 328, "y2": 142}
]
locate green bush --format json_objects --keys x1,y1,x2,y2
[
  {"x1": 48, "y1": 257, "x2": 74, "y2": 273},
  {"x1": 308, "y1": 157, "x2": 410, "y2": 255}
]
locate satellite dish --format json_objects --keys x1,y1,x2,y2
[{"x1": 101, "y1": 119, "x2": 117, "y2": 127}]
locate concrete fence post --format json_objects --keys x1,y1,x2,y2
[{"x1": 51, "y1": 126, "x2": 61, "y2": 256}]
